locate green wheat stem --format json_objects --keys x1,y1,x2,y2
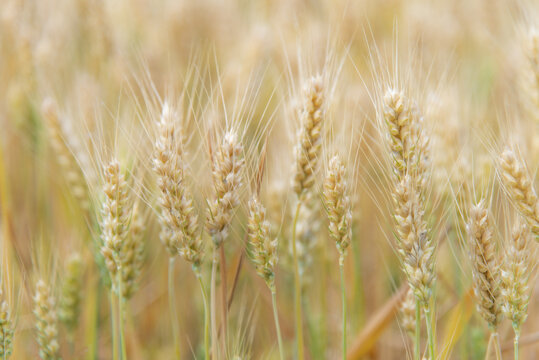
[
  {"x1": 118, "y1": 272, "x2": 127, "y2": 360},
  {"x1": 414, "y1": 299, "x2": 420, "y2": 360},
  {"x1": 424, "y1": 306, "x2": 435, "y2": 360},
  {"x1": 339, "y1": 259, "x2": 347, "y2": 360},
  {"x1": 195, "y1": 267, "x2": 210, "y2": 360},
  {"x1": 111, "y1": 291, "x2": 118, "y2": 360},
  {"x1": 291, "y1": 201, "x2": 304, "y2": 360},
  {"x1": 169, "y1": 257, "x2": 181, "y2": 359},
  {"x1": 271, "y1": 287, "x2": 285, "y2": 360}
]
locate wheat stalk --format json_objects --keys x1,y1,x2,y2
[
  {"x1": 290, "y1": 75, "x2": 325, "y2": 360},
  {"x1": 501, "y1": 220, "x2": 533, "y2": 359},
  {"x1": 33, "y1": 280, "x2": 60, "y2": 360},
  {"x1": 207, "y1": 130, "x2": 245, "y2": 357},
  {"x1": 99, "y1": 159, "x2": 132, "y2": 359},
  {"x1": 499, "y1": 149, "x2": 539, "y2": 237},
  {"x1": 246, "y1": 196, "x2": 283, "y2": 359}
]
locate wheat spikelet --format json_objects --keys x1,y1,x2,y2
[
  {"x1": 121, "y1": 201, "x2": 145, "y2": 299},
  {"x1": 323, "y1": 155, "x2": 352, "y2": 265},
  {"x1": 466, "y1": 200, "x2": 502, "y2": 329},
  {"x1": 41, "y1": 98, "x2": 90, "y2": 211},
  {"x1": 0, "y1": 290, "x2": 13, "y2": 359},
  {"x1": 499, "y1": 148, "x2": 539, "y2": 237},
  {"x1": 99, "y1": 159, "x2": 131, "y2": 295},
  {"x1": 384, "y1": 89, "x2": 413, "y2": 180},
  {"x1": 246, "y1": 196, "x2": 278, "y2": 290},
  {"x1": 292, "y1": 75, "x2": 325, "y2": 198},
  {"x1": 393, "y1": 175, "x2": 434, "y2": 305},
  {"x1": 153, "y1": 104, "x2": 202, "y2": 264},
  {"x1": 33, "y1": 280, "x2": 60, "y2": 360},
  {"x1": 58, "y1": 253, "x2": 83, "y2": 333},
  {"x1": 501, "y1": 220, "x2": 532, "y2": 334},
  {"x1": 206, "y1": 130, "x2": 245, "y2": 246},
  {"x1": 400, "y1": 288, "x2": 417, "y2": 337}
]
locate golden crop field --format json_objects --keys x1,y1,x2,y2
[{"x1": 1, "y1": 0, "x2": 539, "y2": 359}]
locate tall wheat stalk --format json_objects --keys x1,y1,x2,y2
[{"x1": 291, "y1": 75, "x2": 324, "y2": 360}]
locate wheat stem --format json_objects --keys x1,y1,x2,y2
[
  {"x1": 291, "y1": 201, "x2": 304, "y2": 360},
  {"x1": 118, "y1": 272, "x2": 127, "y2": 360},
  {"x1": 210, "y1": 250, "x2": 219, "y2": 359},
  {"x1": 514, "y1": 332, "x2": 520, "y2": 360},
  {"x1": 219, "y1": 244, "x2": 228, "y2": 353},
  {"x1": 424, "y1": 306, "x2": 435, "y2": 360},
  {"x1": 195, "y1": 269, "x2": 210, "y2": 360},
  {"x1": 110, "y1": 292, "x2": 118, "y2": 360},
  {"x1": 271, "y1": 289, "x2": 285, "y2": 360},
  {"x1": 168, "y1": 257, "x2": 181, "y2": 359},
  {"x1": 414, "y1": 299, "x2": 421, "y2": 360},
  {"x1": 340, "y1": 260, "x2": 347, "y2": 360},
  {"x1": 493, "y1": 332, "x2": 502, "y2": 360}
]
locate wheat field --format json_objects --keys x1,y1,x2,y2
[{"x1": 1, "y1": 0, "x2": 539, "y2": 359}]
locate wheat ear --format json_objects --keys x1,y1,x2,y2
[
  {"x1": 153, "y1": 103, "x2": 203, "y2": 265},
  {"x1": 59, "y1": 253, "x2": 83, "y2": 335},
  {"x1": 501, "y1": 220, "x2": 533, "y2": 359},
  {"x1": 34, "y1": 280, "x2": 60, "y2": 360},
  {"x1": 499, "y1": 149, "x2": 539, "y2": 237},
  {"x1": 41, "y1": 98, "x2": 90, "y2": 212},
  {"x1": 246, "y1": 196, "x2": 283, "y2": 359},
  {"x1": 0, "y1": 290, "x2": 13, "y2": 359}
]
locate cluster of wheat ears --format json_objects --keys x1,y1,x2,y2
[{"x1": 3, "y1": 0, "x2": 539, "y2": 359}]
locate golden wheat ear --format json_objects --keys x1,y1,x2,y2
[
  {"x1": 499, "y1": 148, "x2": 539, "y2": 238},
  {"x1": 466, "y1": 200, "x2": 502, "y2": 329}
]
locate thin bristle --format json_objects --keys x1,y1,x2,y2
[
  {"x1": 466, "y1": 200, "x2": 502, "y2": 329},
  {"x1": 292, "y1": 75, "x2": 325, "y2": 198}
]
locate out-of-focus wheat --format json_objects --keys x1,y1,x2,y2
[
  {"x1": 58, "y1": 253, "x2": 83, "y2": 334},
  {"x1": 0, "y1": 290, "x2": 13, "y2": 359},
  {"x1": 499, "y1": 149, "x2": 539, "y2": 237},
  {"x1": 34, "y1": 280, "x2": 60, "y2": 360}
]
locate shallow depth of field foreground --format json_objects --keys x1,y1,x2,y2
[{"x1": 3, "y1": 0, "x2": 539, "y2": 359}]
